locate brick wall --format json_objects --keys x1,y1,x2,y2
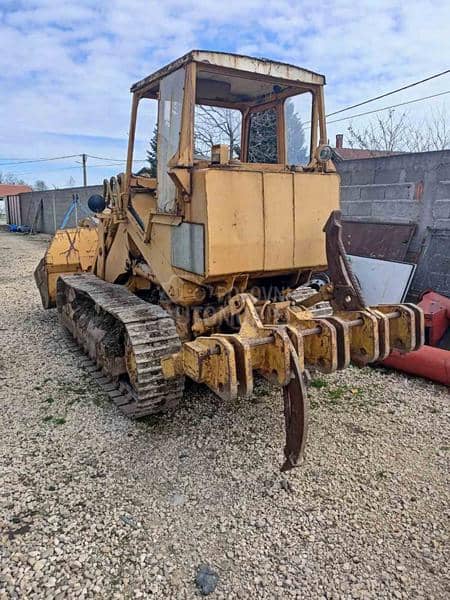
[{"x1": 337, "y1": 150, "x2": 450, "y2": 298}]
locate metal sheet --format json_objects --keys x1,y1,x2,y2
[
  {"x1": 172, "y1": 222, "x2": 205, "y2": 275},
  {"x1": 6, "y1": 195, "x2": 21, "y2": 225},
  {"x1": 347, "y1": 255, "x2": 416, "y2": 305},
  {"x1": 410, "y1": 229, "x2": 450, "y2": 299},
  {"x1": 132, "y1": 50, "x2": 325, "y2": 93},
  {"x1": 342, "y1": 220, "x2": 416, "y2": 261}
]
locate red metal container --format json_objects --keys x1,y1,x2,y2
[
  {"x1": 382, "y1": 347, "x2": 450, "y2": 386},
  {"x1": 381, "y1": 291, "x2": 450, "y2": 386}
]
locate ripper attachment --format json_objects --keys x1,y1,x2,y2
[{"x1": 162, "y1": 211, "x2": 423, "y2": 471}]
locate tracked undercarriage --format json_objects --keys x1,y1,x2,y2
[{"x1": 57, "y1": 274, "x2": 184, "y2": 417}]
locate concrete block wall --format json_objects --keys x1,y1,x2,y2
[
  {"x1": 337, "y1": 150, "x2": 450, "y2": 298},
  {"x1": 19, "y1": 185, "x2": 103, "y2": 234}
]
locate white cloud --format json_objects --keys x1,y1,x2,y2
[{"x1": 1, "y1": 0, "x2": 449, "y2": 186}]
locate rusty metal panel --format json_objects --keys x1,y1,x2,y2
[
  {"x1": 6, "y1": 195, "x2": 21, "y2": 225},
  {"x1": 342, "y1": 220, "x2": 416, "y2": 261},
  {"x1": 131, "y1": 50, "x2": 325, "y2": 93},
  {"x1": 263, "y1": 172, "x2": 294, "y2": 270},
  {"x1": 294, "y1": 172, "x2": 340, "y2": 268},
  {"x1": 204, "y1": 169, "x2": 264, "y2": 276}
]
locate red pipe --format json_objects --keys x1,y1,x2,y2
[{"x1": 382, "y1": 347, "x2": 450, "y2": 386}]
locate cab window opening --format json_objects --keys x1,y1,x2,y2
[
  {"x1": 194, "y1": 105, "x2": 242, "y2": 160},
  {"x1": 157, "y1": 67, "x2": 185, "y2": 212},
  {"x1": 284, "y1": 91, "x2": 313, "y2": 166},
  {"x1": 247, "y1": 106, "x2": 278, "y2": 164}
]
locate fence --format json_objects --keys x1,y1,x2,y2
[{"x1": 11, "y1": 185, "x2": 103, "y2": 234}]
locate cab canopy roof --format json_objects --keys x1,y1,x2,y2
[{"x1": 132, "y1": 50, "x2": 325, "y2": 105}]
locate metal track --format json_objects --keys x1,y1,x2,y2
[{"x1": 56, "y1": 273, "x2": 184, "y2": 417}]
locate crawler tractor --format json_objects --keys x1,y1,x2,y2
[{"x1": 35, "y1": 51, "x2": 424, "y2": 470}]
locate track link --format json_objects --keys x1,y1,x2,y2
[{"x1": 56, "y1": 273, "x2": 184, "y2": 417}]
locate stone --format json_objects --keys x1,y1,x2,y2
[{"x1": 195, "y1": 565, "x2": 219, "y2": 596}]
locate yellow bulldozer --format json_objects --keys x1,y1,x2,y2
[{"x1": 35, "y1": 51, "x2": 424, "y2": 471}]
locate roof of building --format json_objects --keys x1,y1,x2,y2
[
  {"x1": 0, "y1": 184, "x2": 32, "y2": 197},
  {"x1": 132, "y1": 50, "x2": 325, "y2": 95}
]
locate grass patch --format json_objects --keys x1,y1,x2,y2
[
  {"x1": 42, "y1": 415, "x2": 66, "y2": 425},
  {"x1": 310, "y1": 378, "x2": 328, "y2": 389},
  {"x1": 310, "y1": 381, "x2": 379, "y2": 412},
  {"x1": 327, "y1": 386, "x2": 346, "y2": 400}
]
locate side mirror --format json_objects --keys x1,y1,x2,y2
[{"x1": 88, "y1": 194, "x2": 106, "y2": 213}]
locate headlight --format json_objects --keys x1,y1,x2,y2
[{"x1": 316, "y1": 144, "x2": 332, "y2": 163}]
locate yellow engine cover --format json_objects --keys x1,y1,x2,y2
[{"x1": 188, "y1": 168, "x2": 340, "y2": 279}]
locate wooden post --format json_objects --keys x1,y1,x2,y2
[{"x1": 82, "y1": 154, "x2": 87, "y2": 187}]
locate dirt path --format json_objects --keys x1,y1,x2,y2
[{"x1": 0, "y1": 230, "x2": 448, "y2": 599}]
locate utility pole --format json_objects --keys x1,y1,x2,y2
[{"x1": 82, "y1": 153, "x2": 87, "y2": 187}]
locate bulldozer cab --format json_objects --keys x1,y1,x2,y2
[
  {"x1": 128, "y1": 51, "x2": 331, "y2": 207},
  {"x1": 125, "y1": 51, "x2": 338, "y2": 282}
]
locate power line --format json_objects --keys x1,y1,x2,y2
[
  {"x1": 87, "y1": 154, "x2": 126, "y2": 162},
  {"x1": 0, "y1": 157, "x2": 44, "y2": 161},
  {"x1": 301, "y1": 89, "x2": 450, "y2": 131},
  {"x1": 10, "y1": 162, "x2": 132, "y2": 177},
  {"x1": 0, "y1": 153, "x2": 147, "y2": 167},
  {"x1": 87, "y1": 154, "x2": 146, "y2": 163},
  {"x1": 326, "y1": 69, "x2": 450, "y2": 117},
  {"x1": 87, "y1": 162, "x2": 131, "y2": 168},
  {"x1": 326, "y1": 89, "x2": 450, "y2": 126},
  {"x1": 0, "y1": 154, "x2": 81, "y2": 167}
]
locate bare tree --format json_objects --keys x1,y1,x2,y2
[
  {"x1": 406, "y1": 107, "x2": 450, "y2": 152},
  {"x1": 0, "y1": 172, "x2": 27, "y2": 185},
  {"x1": 34, "y1": 180, "x2": 48, "y2": 191},
  {"x1": 194, "y1": 99, "x2": 308, "y2": 163},
  {"x1": 347, "y1": 109, "x2": 409, "y2": 152},
  {"x1": 194, "y1": 105, "x2": 241, "y2": 158},
  {"x1": 346, "y1": 106, "x2": 450, "y2": 153}
]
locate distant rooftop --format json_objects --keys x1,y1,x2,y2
[
  {"x1": 332, "y1": 133, "x2": 399, "y2": 161},
  {"x1": 0, "y1": 184, "x2": 32, "y2": 197}
]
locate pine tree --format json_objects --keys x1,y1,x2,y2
[
  {"x1": 147, "y1": 125, "x2": 158, "y2": 177},
  {"x1": 285, "y1": 99, "x2": 308, "y2": 165}
]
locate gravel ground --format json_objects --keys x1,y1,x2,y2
[{"x1": 0, "y1": 229, "x2": 448, "y2": 599}]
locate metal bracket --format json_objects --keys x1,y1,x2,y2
[{"x1": 323, "y1": 210, "x2": 366, "y2": 311}]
